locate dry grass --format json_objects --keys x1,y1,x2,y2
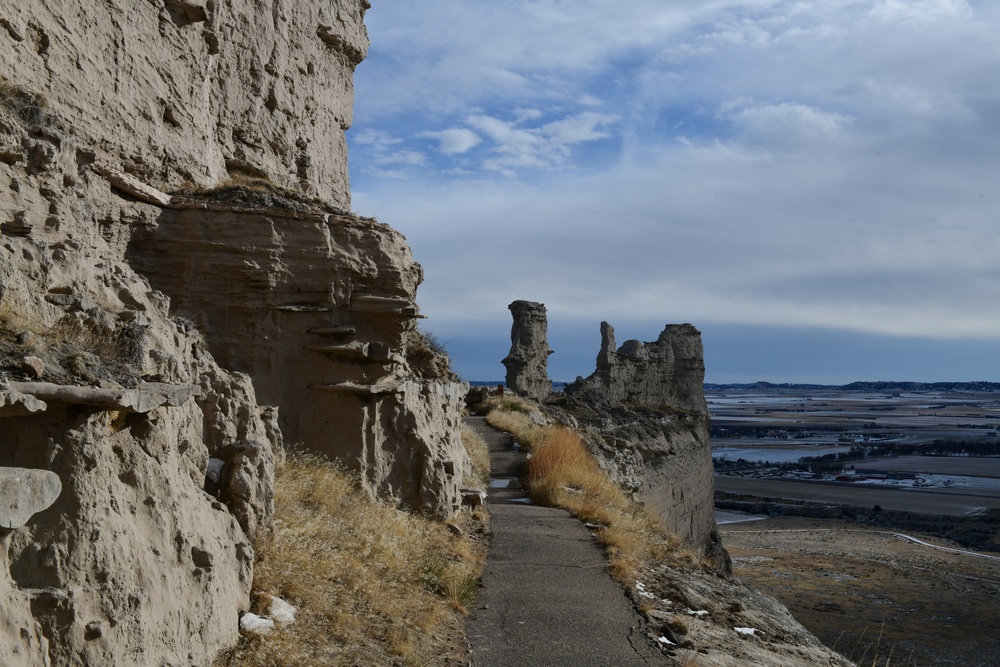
[
  {"x1": 461, "y1": 425, "x2": 490, "y2": 488},
  {"x1": 214, "y1": 453, "x2": 483, "y2": 667},
  {"x1": 0, "y1": 296, "x2": 143, "y2": 385},
  {"x1": 479, "y1": 395, "x2": 551, "y2": 451},
  {"x1": 523, "y1": 426, "x2": 680, "y2": 581},
  {"x1": 0, "y1": 76, "x2": 47, "y2": 125},
  {"x1": 484, "y1": 399, "x2": 683, "y2": 583}
]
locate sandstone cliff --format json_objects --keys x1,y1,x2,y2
[
  {"x1": 0, "y1": 0, "x2": 368, "y2": 208},
  {"x1": 559, "y1": 322, "x2": 727, "y2": 570},
  {"x1": 0, "y1": 1, "x2": 466, "y2": 665},
  {"x1": 127, "y1": 187, "x2": 467, "y2": 516}
]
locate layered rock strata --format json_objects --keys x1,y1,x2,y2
[
  {"x1": 0, "y1": 157, "x2": 279, "y2": 665},
  {"x1": 560, "y1": 322, "x2": 726, "y2": 570},
  {"x1": 570, "y1": 321, "x2": 706, "y2": 411},
  {"x1": 128, "y1": 187, "x2": 468, "y2": 516},
  {"x1": 501, "y1": 300, "x2": 552, "y2": 401}
]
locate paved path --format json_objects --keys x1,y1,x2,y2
[{"x1": 465, "y1": 417, "x2": 667, "y2": 666}]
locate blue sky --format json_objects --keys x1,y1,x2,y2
[{"x1": 347, "y1": 0, "x2": 1000, "y2": 384}]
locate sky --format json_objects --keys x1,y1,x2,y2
[{"x1": 346, "y1": 0, "x2": 1000, "y2": 384}]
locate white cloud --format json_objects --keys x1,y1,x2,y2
[
  {"x1": 724, "y1": 102, "x2": 852, "y2": 141},
  {"x1": 540, "y1": 112, "x2": 619, "y2": 144},
  {"x1": 349, "y1": 0, "x2": 1000, "y2": 379},
  {"x1": 350, "y1": 128, "x2": 402, "y2": 149},
  {"x1": 421, "y1": 128, "x2": 482, "y2": 154},
  {"x1": 869, "y1": 0, "x2": 972, "y2": 25},
  {"x1": 373, "y1": 150, "x2": 427, "y2": 166}
]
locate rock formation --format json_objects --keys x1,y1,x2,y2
[
  {"x1": 501, "y1": 300, "x2": 552, "y2": 401},
  {"x1": 0, "y1": 0, "x2": 368, "y2": 208},
  {"x1": 127, "y1": 188, "x2": 468, "y2": 516},
  {"x1": 0, "y1": 1, "x2": 465, "y2": 664},
  {"x1": 560, "y1": 322, "x2": 726, "y2": 570},
  {"x1": 570, "y1": 322, "x2": 706, "y2": 412}
]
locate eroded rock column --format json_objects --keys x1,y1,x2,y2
[{"x1": 501, "y1": 300, "x2": 553, "y2": 401}]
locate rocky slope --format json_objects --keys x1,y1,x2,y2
[{"x1": 0, "y1": 1, "x2": 466, "y2": 665}]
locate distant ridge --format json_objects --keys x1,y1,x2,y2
[{"x1": 705, "y1": 381, "x2": 1000, "y2": 392}]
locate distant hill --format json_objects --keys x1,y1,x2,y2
[{"x1": 705, "y1": 381, "x2": 1000, "y2": 392}]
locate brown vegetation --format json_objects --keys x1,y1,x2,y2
[
  {"x1": 723, "y1": 517, "x2": 1000, "y2": 667},
  {"x1": 480, "y1": 397, "x2": 686, "y2": 583},
  {"x1": 215, "y1": 452, "x2": 488, "y2": 666}
]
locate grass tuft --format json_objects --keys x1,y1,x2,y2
[
  {"x1": 461, "y1": 425, "x2": 490, "y2": 488},
  {"x1": 484, "y1": 400, "x2": 684, "y2": 583},
  {"x1": 0, "y1": 76, "x2": 47, "y2": 125},
  {"x1": 214, "y1": 452, "x2": 484, "y2": 666}
]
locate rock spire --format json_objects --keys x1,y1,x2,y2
[{"x1": 502, "y1": 300, "x2": 553, "y2": 401}]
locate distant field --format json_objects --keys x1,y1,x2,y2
[
  {"x1": 859, "y1": 455, "x2": 1000, "y2": 477},
  {"x1": 715, "y1": 477, "x2": 993, "y2": 514},
  {"x1": 708, "y1": 388, "x2": 1000, "y2": 443},
  {"x1": 722, "y1": 517, "x2": 1000, "y2": 667}
]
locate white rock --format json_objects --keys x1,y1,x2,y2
[
  {"x1": 239, "y1": 613, "x2": 275, "y2": 636},
  {"x1": 268, "y1": 596, "x2": 297, "y2": 624}
]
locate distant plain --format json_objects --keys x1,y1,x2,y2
[{"x1": 711, "y1": 387, "x2": 1000, "y2": 666}]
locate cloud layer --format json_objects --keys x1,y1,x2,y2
[{"x1": 349, "y1": 1, "x2": 1000, "y2": 381}]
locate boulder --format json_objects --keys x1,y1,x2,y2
[{"x1": 0, "y1": 468, "x2": 61, "y2": 529}]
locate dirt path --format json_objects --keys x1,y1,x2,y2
[{"x1": 464, "y1": 416, "x2": 667, "y2": 666}]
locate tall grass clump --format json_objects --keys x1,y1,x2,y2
[
  {"x1": 483, "y1": 399, "x2": 682, "y2": 582},
  {"x1": 215, "y1": 452, "x2": 481, "y2": 667},
  {"x1": 461, "y1": 425, "x2": 490, "y2": 488},
  {"x1": 479, "y1": 395, "x2": 550, "y2": 451},
  {"x1": 524, "y1": 426, "x2": 680, "y2": 581}
]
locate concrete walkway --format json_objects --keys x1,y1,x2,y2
[{"x1": 465, "y1": 416, "x2": 667, "y2": 666}]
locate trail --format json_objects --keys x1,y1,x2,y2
[{"x1": 464, "y1": 416, "x2": 668, "y2": 666}]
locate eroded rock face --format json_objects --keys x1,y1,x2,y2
[
  {"x1": 501, "y1": 300, "x2": 553, "y2": 401},
  {"x1": 568, "y1": 321, "x2": 705, "y2": 412},
  {"x1": 127, "y1": 194, "x2": 468, "y2": 516},
  {"x1": 0, "y1": 1, "x2": 373, "y2": 663},
  {"x1": 0, "y1": 0, "x2": 369, "y2": 208},
  {"x1": 559, "y1": 322, "x2": 725, "y2": 570}
]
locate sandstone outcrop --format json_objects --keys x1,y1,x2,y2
[
  {"x1": 0, "y1": 0, "x2": 369, "y2": 208},
  {"x1": 127, "y1": 187, "x2": 468, "y2": 516},
  {"x1": 501, "y1": 300, "x2": 552, "y2": 401},
  {"x1": 558, "y1": 322, "x2": 725, "y2": 570},
  {"x1": 568, "y1": 321, "x2": 705, "y2": 411},
  {"x1": 0, "y1": 0, "x2": 464, "y2": 664}
]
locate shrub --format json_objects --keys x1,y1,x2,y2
[{"x1": 0, "y1": 76, "x2": 47, "y2": 125}]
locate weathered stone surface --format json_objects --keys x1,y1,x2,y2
[
  {"x1": 0, "y1": 468, "x2": 61, "y2": 530},
  {"x1": 501, "y1": 300, "x2": 553, "y2": 401},
  {"x1": 239, "y1": 613, "x2": 275, "y2": 636},
  {"x1": 4, "y1": 381, "x2": 198, "y2": 414},
  {"x1": 0, "y1": 0, "x2": 370, "y2": 208},
  {"x1": 567, "y1": 321, "x2": 706, "y2": 412},
  {"x1": 19, "y1": 356, "x2": 45, "y2": 379},
  {"x1": 556, "y1": 322, "x2": 724, "y2": 569},
  {"x1": 128, "y1": 202, "x2": 468, "y2": 516}
]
